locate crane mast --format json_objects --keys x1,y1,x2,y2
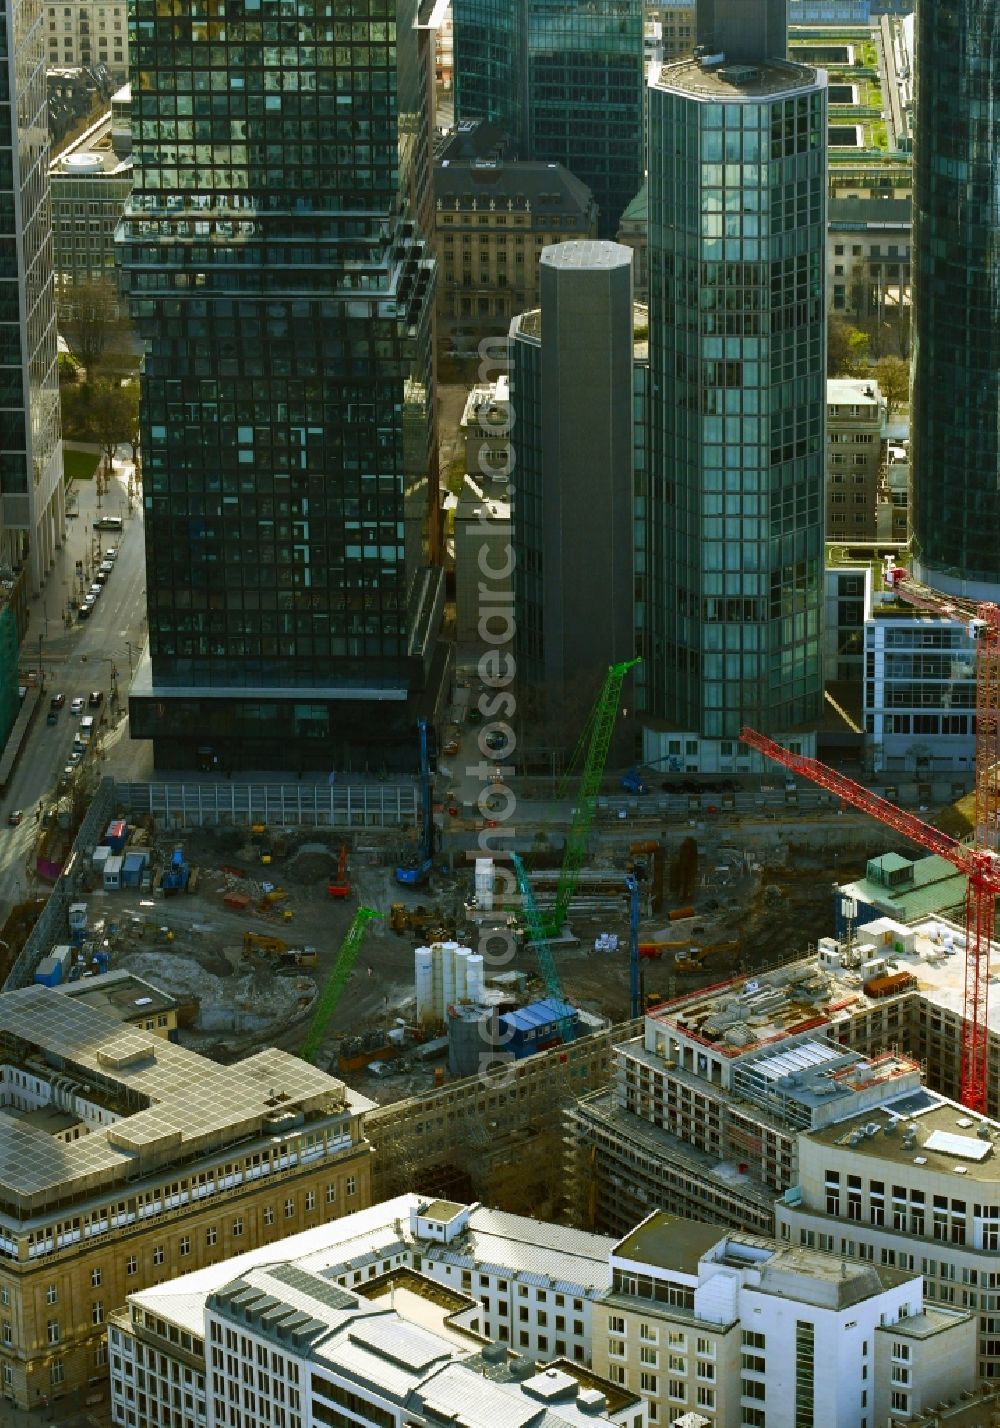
[{"x1": 741, "y1": 727, "x2": 1000, "y2": 1112}]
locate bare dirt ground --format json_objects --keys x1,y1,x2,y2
[{"x1": 89, "y1": 822, "x2": 875, "y2": 1103}]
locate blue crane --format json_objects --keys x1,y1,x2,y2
[
  {"x1": 395, "y1": 718, "x2": 434, "y2": 886},
  {"x1": 511, "y1": 851, "x2": 575, "y2": 1045},
  {"x1": 625, "y1": 872, "x2": 640, "y2": 1019}
]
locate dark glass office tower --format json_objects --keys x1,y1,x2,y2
[
  {"x1": 121, "y1": 0, "x2": 446, "y2": 772},
  {"x1": 453, "y1": 0, "x2": 644, "y2": 236},
  {"x1": 910, "y1": 0, "x2": 1000, "y2": 599},
  {"x1": 644, "y1": 9, "x2": 827, "y2": 772}
]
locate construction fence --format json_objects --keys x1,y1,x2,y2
[
  {"x1": 5, "y1": 776, "x2": 117, "y2": 991},
  {"x1": 113, "y1": 779, "x2": 419, "y2": 830}
]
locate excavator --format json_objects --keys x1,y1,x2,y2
[
  {"x1": 327, "y1": 845, "x2": 350, "y2": 899},
  {"x1": 638, "y1": 939, "x2": 688, "y2": 961},
  {"x1": 674, "y1": 940, "x2": 740, "y2": 974},
  {"x1": 242, "y1": 932, "x2": 289, "y2": 960}
]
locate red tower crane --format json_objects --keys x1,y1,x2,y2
[{"x1": 740, "y1": 728, "x2": 1000, "y2": 1113}]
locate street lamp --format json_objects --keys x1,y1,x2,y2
[{"x1": 125, "y1": 641, "x2": 133, "y2": 678}]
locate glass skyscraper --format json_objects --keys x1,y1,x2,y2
[
  {"x1": 121, "y1": 0, "x2": 446, "y2": 772},
  {"x1": 0, "y1": 0, "x2": 64, "y2": 590},
  {"x1": 453, "y1": 0, "x2": 644, "y2": 236},
  {"x1": 643, "y1": 32, "x2": 827, "y2": 770},
  {"x1": 910, "y1": 0, "x2": 1000, "y2": 599}
]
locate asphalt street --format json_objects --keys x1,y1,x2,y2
[{"x1": 0, "y1": 461, "x2": 147, "y2": 920}]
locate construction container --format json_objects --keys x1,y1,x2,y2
[
  {"x1": 864, "y1": 970, "x2": 917, "y2": 999},
  {"x1": 92, "y1": 844, "x2": 111, "y2": 872},
  {"x1": 103, "y1": 854, "x2": 124, "y2": 891},
  {"x1": 104, "y1": 819, "x2": 128, "y2": 853},
  {"x1": 122, "y1": 851, "x2": 148, "y2": 888},
  {"x1": 34, "y1": 956, "x2": 62, "y2": 988},
  {"x1": 224, "y1": 892, "x2": 250, "y2": 911},
  {"x1": 68, "y1": 902, "x2": 87, "y2": 934},
  {"x1": 668, "y1": 905, "x2": 696, "y2": 921},
  {"x1": 50, "y1": 945, "x2": 74, "y2": 980}
]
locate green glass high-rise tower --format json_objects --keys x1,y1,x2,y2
[
  {"x1": 121, "y1": 0, "x2": 446, "y2": 772},
  {"x1": 910, "y1": 0, "x2": 1000, "y2": 599},
  {"x1": 453, "y1": 0, "x2": 644, "y2": 236},
  {"x1": 643, "y1": 2, "x2": 827, "y2": 773}
]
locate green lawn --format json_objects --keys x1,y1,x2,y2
[{"x1": 63, "y1": 449, "x2": 99, "y2": 482}]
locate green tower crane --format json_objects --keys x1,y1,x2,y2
[
  {"x1": 546, "y1": 656, "x2": 640, "y2": 936},
  {"x1": 511, "y1": 852, "x2": 574, "y2": 1045},
  {"x1": 301, "y1": 906, "x2": 381, "y2": 1065}
]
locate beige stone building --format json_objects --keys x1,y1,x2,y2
[
  {"x1": 434, "y1": 159, "x2": 597, "y2": 349},
  {"x1": 826, "y1": 377, "x2": 887, "y2": 541},
  {"x1": 0, "y1": 982, "x2": 373, "y2": 1411},
  {"x1": 46, "y1": 1, "x2": 128, "y2": 80}
]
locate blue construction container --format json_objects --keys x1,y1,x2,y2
[
  {"x1": 122, "y1": 851, "x2": 147, "y2": 888},
  {"x1": 34, "y1": 956, "x2": 62, "y2": 988},
  {"x1": 499, "y1": 998, "x2": 578, "y2": 1059},
  {"x1": 104, "y1": 819, "x2": 128, "y2": 853}
]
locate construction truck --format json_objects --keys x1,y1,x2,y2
[
  {"x1": 674, "y1": 940, "x2": 740, "y2": 973},
  {"x1": 242, "y1": 932, "x2": 288, "y2": 960},
  {"x1": 638, "y1": 939, "x2": 688, "y2": 961}
]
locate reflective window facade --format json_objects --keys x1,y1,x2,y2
[
  {"x1": 910, "y1": 0, "x2": 1000, "y2": 595},
  {"x1": 0, "y1": 0, "x2": 63, "y2": 586},
  {"x1": 453, "y1": 0, "x2": 644, "y2": 236},
  {"x1": 120, "y1": 0, "x2": 440, "y2": 697},
  {"x1": 646, "y1": 63, "x2": 827, "y2": 740}
]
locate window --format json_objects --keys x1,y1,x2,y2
[
  {"x1": 46, "y1": 1285, "x2": 58, "y2": 1305},
  {"x1": 264, "y1": 1206, "x2": 275, "y2": 1226},
  {"x1": 326, "y1": 1184, "x2": 336, "y2": 1205},
  {"x1": 284, "y1": 1198, "x2": 295, "y2": 1219},
  {"x1": 206, "y1": 1226, "x2": 217, "y2": 1247},
  {"x1": 640, "y1": 1346, "x2": 657, "y2": 1365},
  {"x1": 891, "y1": 1391, "x2": 909, "y2": 1412},
  {"x1": 47, "y1": 1320, "x2": 60, "y2": 1345},
  {"x1": 50, "y1": 1360, "x2": 64, "y2": 1386},
  {"x1": 640, "y1": 1373, "x2": 658, "y2": 1394},
  {"x1": 0, "y1": 1286, "x2": 7, "y2": 1308},
  {"x1": 1, "y1": 1323, "x2": 10, "y2": 1346},
  {"x1": 153, "y1": 1245, "x2": 164, "y2": 1266},
  {"x1": 233, "y1": 1218, "x2": 244, "y2": 1238},
  {"x1": 347, "y1": 1176, "x2": 357, "y2": 1196},
  {"x1": 90, "y1": 1267, "x2": 102, "y2": 1288},
  {"x1": 697, "y1": 1387, "x2": 715, "y2": 1409},
  {"x1": 668, "y1": 1379, "x2": 686, "y2": 1402},
  {"x1": 92, "y1": 1301, "x2": 104, "y2": 1326},
  {"x1": 609, "y1": 1316, "x2": 625, "y2": 1335},
  {"x1": 180, "y1": 1235, "x2": 191, "y2": 1256},
  {"x1": 306, "y1": 1191, "x2": 316, "y2": 1211}
]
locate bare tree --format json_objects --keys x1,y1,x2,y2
[{"x1": 59, "y1": 277, "x2": 122, "y2": 375}]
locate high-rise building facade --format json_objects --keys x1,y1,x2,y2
[
  {"x1": 0, "y1": 0, "x2": 64, "y2": 591},
  {"x1": 910, "y1": 0, "x2": 1000, "y2": 599},
  {"x1": 121, "y1": 0, "x2": 446, "y2": 772},
  {"x1": 452, "y1": 0, "x2": 645, "y2": 237},
  {"x1": 510, "y1": 242, "x2": 636, "y2": 711},
  {"x1": 642, "y1": 14, "x2": 827, "y2": 773}
]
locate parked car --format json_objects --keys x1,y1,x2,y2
[
  {"x1": 88, "y1": 690, "x2": 104, "y2": 708},
  {"x1": 49, "y1": 693, "x2": 65, "y2": 710},
  {"x1": 93, "y1": 516, "x2": 123, "y2": 532},
  {"x1": 77, "y1": 604, "x2": 92, "y2": 620},
  {"x1": 7, "y1": 810, "x2": 22, "y2": 826},
  {"x1": 70, "y1": 696, "x2": 85, "y2": 715},
  {"x1": 99, "y1": 560, "x2": 113, "y2": 576},
  {"x1": 104, "y1": 547, "x2": 118, "y2": 562},
  {"x1": 88, "y1": 583, "x2": 102, "y2": 600},
  {"x1": 95, "y1": 570, "x2": 109, "y2": 585}
]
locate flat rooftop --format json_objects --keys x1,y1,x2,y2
[
  {"x1": 614, "y1": 1212, "x2": 729, "y2": 1277},
  {"x1": 58, "y1": 968, "x2": 178, "y2": 1022},
  {"x1": 654, "y1": 56, "x2": 822, "y2": 100},
  {"x1": 649, "y1": 910, "x2": 1000, "y2": 1051},
  {"x1": 0, "y1": 984, "x2": 369, "y2": 1215},
  {"x1": 808, "y1": 1089, "x2": 1000, "y2": 1182}
]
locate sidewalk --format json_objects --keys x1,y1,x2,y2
[{"x1": 0, "y1": 1384, "x2": 111, "y2": 1428}]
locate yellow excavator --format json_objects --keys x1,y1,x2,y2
[
  {"x1": 674, "y1": 940, "x2": 740, "y2": 974},
  {"x1": 242, "y1": 932, "x2": 288, "y2": 960}
]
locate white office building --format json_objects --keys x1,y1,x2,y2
[{"x1": 109, "y1": 1195, "x2": 628, "y2": 1428}]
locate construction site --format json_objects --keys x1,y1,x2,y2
[{"x1": 11, "y1": 610, "x2": 997, "y2": 1217}]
